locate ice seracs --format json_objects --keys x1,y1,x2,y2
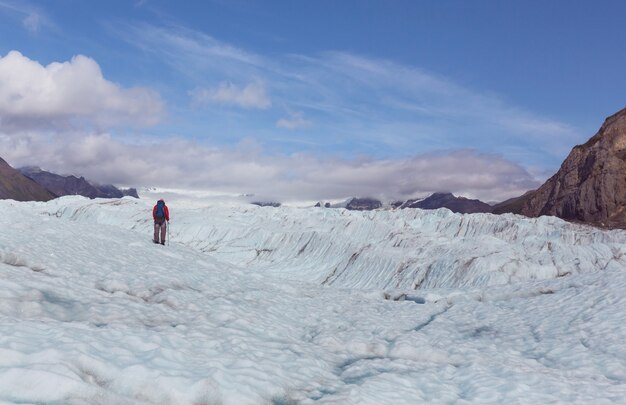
[{"x1": 43, "y1": 196, "x2": 626, "y2": 290}]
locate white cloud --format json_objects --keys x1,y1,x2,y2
[
  {"x1": 0, "y1": 51, "x2": 165, "y2": 131},
  {"x1": 0, "y1": 1, "x2": 51, "y2": 34},
  {"x1": 276, "y1": 112, "x2": 312, "y2": 130},
  {"x1": 1, "y1": 131, "x2": 539, "y2": 203},
  {"x1": 21, "y1": 12, "x2": 40, "y2": 33},
  {"x1": 118, "y1": 23, "x2": 263, "y2": 82},
  {"x1": 190, "y1": 81, "x2": 271, "y2": 109}
]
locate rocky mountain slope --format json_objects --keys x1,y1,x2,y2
[
  {"x1": 0, "y1": 158, "x2": 56, "y2": 201},
  {"x1": 516, "y1": 107, "x2": 626, "y2": 228}
]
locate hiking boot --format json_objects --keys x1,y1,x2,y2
[{"x1": 160, "y1": 241, "x2": 165, "y2": 245}]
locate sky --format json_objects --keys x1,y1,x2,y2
[{"x1": 1, "y1": 0, "x2": 625, "y2": 203}]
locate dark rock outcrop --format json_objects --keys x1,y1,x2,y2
[
  {"x1": 0, "y1": 158, "x2": 56, "y2": 201},
  {"x1": 19, "y1": 167, "x2": 138, "y2": 199},
  {"x1": 251, "y1": 201, "x2": 281, "y2": 207},
  {"x1": 345, "y1": 198, "x2": 382, "y2": 211},
  {"x1": 519, "y1": 107, "x2": 626, "y2": 228},
  {"x1": 402, "y1": 192, "x2": 492, "y2": 214}
]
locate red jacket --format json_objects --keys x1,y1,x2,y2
[{"x1": 153, "y1": 202, "x2": 170, "y2": 221}]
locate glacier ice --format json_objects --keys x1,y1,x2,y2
[{"x1": 0, "y1": 196, "x2": 624, "y2": 404}]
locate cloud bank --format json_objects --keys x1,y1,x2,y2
[
  {"x1": 1, "y1": 131, "x2": 539, "y2": 203},
  {"x1": 0, "y1": 45, "x2": 550, "y2": 203},
  {"x1": 0, "y1": 51, "x2": 164, "y2": 131}
]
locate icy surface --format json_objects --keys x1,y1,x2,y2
[
  {"x1": 1, "y1": 196, "x2": 625, "y2": 404},
  {"x1": 39, "y1": 196, "x2": 626, "y2": 289}
]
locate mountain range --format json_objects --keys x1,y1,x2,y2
[
  {"x1": 19, "y1": 167, "x2": 138, "y2": 199},
  {"x1": 0, "y1": 160, "x2": 138, "y2": 201},
  {"x1": 332, "y1": 194, "x2": 492, "y2": 213}
]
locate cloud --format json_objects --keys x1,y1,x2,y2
[
  {"x1": 116, "y1": 23, "x2": 263, "y2": 82},
  {"x1": 0, "y1": 26, "x2": 571, "y2": 204},
  {"x1": 190, "y1": 81, "x2": 271, "y2": 109},
  {"x1": 0, "y1": 51, "x2": 165, "y2": 131},
  {"x1": 0, "y1": 1, "x2": 51, "y2": 34},
  {"x1": 276, "y1": 112, "x2": 312, "y2": 130},
  {"x1": 114, "y1": 22, "x2": 581, "y2": 169},
  {"x1": 21, "y1": 12, "x2": 40, "y2": 33},
  {"x1": 1, "y1": 131, "x2": 539, "y2": 203}
]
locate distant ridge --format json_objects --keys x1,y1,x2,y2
[
  {"x1": 0, "y1": 158, "x2": 56, "y2": 202},
  {"x1": 345, "y1": 197, "x2": 383, "y2": 211},
  {"x1": 19, "y1": 167, "x2": 139, "y2": 199},
  {"x1": 318, "y1": 194, "x2": 492, "y2": 213},
  {"x1": 401, "y1": 192, "x2": 492, "y2": 214}
]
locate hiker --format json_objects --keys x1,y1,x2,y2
[{"x1": 152, "y1": 199, "x2": 170, "y2": 245}]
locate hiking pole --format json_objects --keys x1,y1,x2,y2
[{"x1": 167, "y1": 220, "x2": 170, "y2": 246}]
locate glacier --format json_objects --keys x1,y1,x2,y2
[
  {"x1": 40, "y1": 196, "x2": 626, "y2": 289},
  {"x1": 1, "y1": 196, "x2": 625, "y2": 404}
]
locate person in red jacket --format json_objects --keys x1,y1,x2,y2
[{"x1": 152, "y1": 199, "x2": 170, "y2": 245}]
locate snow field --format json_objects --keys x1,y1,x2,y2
[{"x1": 0, "y1": 196, "x2": 625, "y2": 403}]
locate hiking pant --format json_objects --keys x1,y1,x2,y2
[{"x1": 154, "y1": 219, "x2": 167, "y2": 243}]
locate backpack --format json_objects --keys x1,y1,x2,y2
[{"x1": 155, "y1": 201, "x2": 165, "y2": 218}]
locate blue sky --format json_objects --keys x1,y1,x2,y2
[{"x1": 0, "y1": 0, "x2": 625, "y2": 202}]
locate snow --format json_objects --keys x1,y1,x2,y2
[{"x1": 1, "y1": 196, "x2": 625, "y2": 404}]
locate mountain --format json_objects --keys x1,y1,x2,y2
[
  {"x1": 0, "y1": 158, "x2": 56, "y2": 201},
  {"x1": 19, "y1": 166, "x2": 101, "y2": 198},
  {"x1": 19, "y1": 167, "x2": 139, "y2": 199},
  {"x1": 402, "y1": 192, "x2": 493, "y2": 214},
  {"x1": 345, "y1": 197, "x2": 383, "y2": 211},
  {"x1": 517, "y1": 107, "x2": 626, "y2": 228}
]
